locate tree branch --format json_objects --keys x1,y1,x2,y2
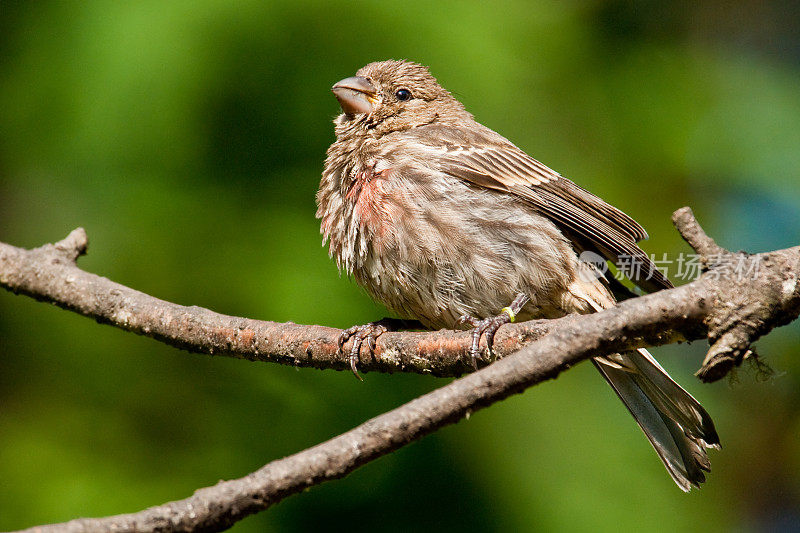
[
  {"x1": 0, "y1": 227, "x2": 552, "y2": 377},
  {"x1": 671, "y1": 207, "x2": 800, "y2": 380},
  {"x1": 4, "y1": 207, "x2": 800, "y2": 532}
]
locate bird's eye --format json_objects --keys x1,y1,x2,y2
[{"x1": 395, "y1": 89, "x2": 412, "y2": 101}]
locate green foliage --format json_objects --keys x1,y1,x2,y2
[{"x1": 1, "y1": 1, "x2": 799, "y2": 530}]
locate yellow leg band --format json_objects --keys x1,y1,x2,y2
[{"x1": 501, "y1": 306, "x2": 516, "y2": 323}]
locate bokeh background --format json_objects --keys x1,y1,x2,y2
[{"x1": 1, "y1": 1, "x2": 799, "y2": 531}]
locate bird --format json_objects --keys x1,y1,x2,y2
[{"x1": 316, "y1": 59, "x2": 719, "y2": 491}]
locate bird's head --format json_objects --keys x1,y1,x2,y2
[{"x1": 331, "y1": 60, "x2": 469, "y2": 135}]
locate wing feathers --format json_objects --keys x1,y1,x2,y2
[{"x1": 424, "y1": 126, "x2": 672, "y2": 292}]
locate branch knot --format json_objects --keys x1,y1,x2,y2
[
  {"x1": 51, "y1": 227, "x2": 88, "y2": 263},
  {"x1": 674, "y1": 208, "x2": 800, "y2": 382}
]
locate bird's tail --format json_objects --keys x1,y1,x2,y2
[
  {"x1": 568, "y1": 274, "x2": 719, "y2": 491},
  {"x1": 593, "y1": 349, "x2": 720, "y2": 491}
]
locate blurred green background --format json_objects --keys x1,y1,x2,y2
[{"x1": 1, "y1": 1, "x2": 799, "y2": 531}]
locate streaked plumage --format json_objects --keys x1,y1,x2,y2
[{"x1": 317, "y1": 59, "x2": 719, "y2": 490}]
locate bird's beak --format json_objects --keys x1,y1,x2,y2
[{"x1": 332, "y1": 76, "x2": 378, "y2": 115}]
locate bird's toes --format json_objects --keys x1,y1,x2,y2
[
  {"x1": 338, "y1": 324, "x2": 361, "y2": 352},
  {"x1": 457, "y1": 314, "x2": 481, "y2": 328},
  {"x1": 462, "y1": 313, "x2": 513, "y2": 370},
  {"x1": 338, "y1": 322, "x2": 388, "y2": 381}
]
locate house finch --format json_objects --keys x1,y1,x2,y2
[{"x1": 317, "y1": 60, "x2": 719, "y2": 491}]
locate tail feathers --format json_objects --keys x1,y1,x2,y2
[
  {"x1": 624, "y1": 349, "x2": 720, "y2": 449},
  {"x1": 593, "y1": 349, "x2": 720, "y2": 492},
  {"x1": 569, "y1": 277, "x2": 718, "y2": 490}
]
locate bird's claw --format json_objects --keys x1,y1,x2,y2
[
  {"x1": 457, "y1": 313, "x2": 512, "y2": 370},
  {"x1": 338, "y1": 322, "x2": 388, "y2": 381},
  {"x1": 457, "y1": 293, "x2": 531, "y2": 370}
]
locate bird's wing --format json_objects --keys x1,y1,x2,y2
[{"x1": 417, "y1": 125, "x2": 672, "y2": 292}]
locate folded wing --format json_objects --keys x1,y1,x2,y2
[{"x1": 420, "y1": 125, "x2": 672, "y2": 293}]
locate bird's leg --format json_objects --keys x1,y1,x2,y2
[
  {"x1": 457, "y1": 293, "x2": 531, "y2": 370},
  {"x1": 338, "y1": 318, "x2": 424, "y2": 381}
]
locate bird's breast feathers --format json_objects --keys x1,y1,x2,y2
[
  {"x1": 344, "y1": 163, "x2": 398, "y2": 237},
  {"x1": 317, "y1": 155, "x2": 406, "y2": 273}
]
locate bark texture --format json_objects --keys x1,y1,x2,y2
[{"x1": 2, "y1": 207, "x2": 798, "y2": 532}]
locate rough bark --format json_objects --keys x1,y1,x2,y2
[
  {"x1": 0, "y1": 227, "x2": 550, "y2": 377},
  {"x1": 2, "y1": 207, "x2": 799, "y2": 532}
]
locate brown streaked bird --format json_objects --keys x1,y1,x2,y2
[{"x1": 317, "y1": 59, "x2": 719, "y2": 491}]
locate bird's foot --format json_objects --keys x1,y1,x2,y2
[
  {"x1": 338, "y1": 318, "x2": 423, "y2": 380},
  {"x1": 457, "y1": 293, "x2": 530, "y2": 370}
]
